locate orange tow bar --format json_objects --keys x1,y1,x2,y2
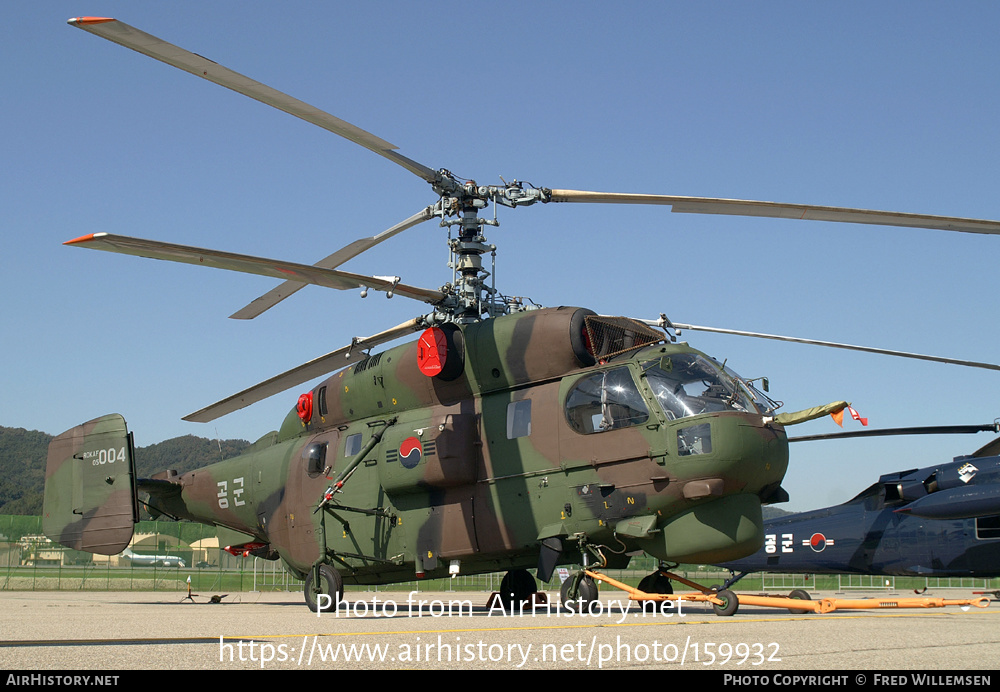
[{"x1": 584, "y1": 570, "x2": 991, "y2": 615}]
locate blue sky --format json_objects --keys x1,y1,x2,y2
[{"x1": 3, "y1": 2, "x2": 999, "y2": 511}]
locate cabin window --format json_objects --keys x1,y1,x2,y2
[
  {"x1": 303, "y1": 442, "x2": 328, "y2": 475},
  {"x1": 506, "y1": 399, "x2": 532, "y2": 439},
  {"x1": 345, "y1": 433, "x2": 363, "y2": 457},
  {"x1": 677, "y1": 423, "x2": 712, "y2": 456},
  {"x1": 976, "y1": 515, "x2": 1000, "y2": 540},
  {"x1": 565, "y1": 367, "x2": 649, "y2": 434}
]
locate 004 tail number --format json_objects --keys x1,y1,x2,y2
[{"x1": 85, "y1": 447, "x2": 126, "y2": 466}]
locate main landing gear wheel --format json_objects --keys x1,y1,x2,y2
[
  {"x1": 499, "y1": 569, "x2": 537, "y2": 610},
  {"x1": 637, "y1": 572, "x2": 673, "y2": 594},
  {"x1": 561, "y1": 573, "x2": 599, "y2": 613},
  {"x1": 304, "y1": 564, "x2": 344, "y2": 613},
  {"x1": 711, "y1": 588, "x2": 739, "y2": 617},
  {"x1": 787, "y1": 589, "x2": 812, "y2": 614}
]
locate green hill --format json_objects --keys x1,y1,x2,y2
[{"x1": 0, "y1": 425, "x2": 251, "y2": 515}]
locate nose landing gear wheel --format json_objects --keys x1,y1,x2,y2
[
  {"x1": 304, "y1": 564, "x2": 344, "y2": 613},
  {"x1": 561, "y1": 573, "x2": 599, "y2": 613}
]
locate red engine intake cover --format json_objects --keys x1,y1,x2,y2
[
  {"x1": 417, "y1": 327, "x2": 448, "y2": 377},
  {"x1": 296, "y1": 391, "x2": 313, "y2": 422}
]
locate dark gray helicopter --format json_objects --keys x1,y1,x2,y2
[{"x1": 714, "y1": 424, "x2": 1000, "y2": 583}]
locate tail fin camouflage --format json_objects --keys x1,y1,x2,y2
[{"x1": 43, "y1": 414, "x2": 138, "y2": 555}]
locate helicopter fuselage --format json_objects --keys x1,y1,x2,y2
[{"x1": 145, "y1": 307, "x2": 789, "y2": 584}]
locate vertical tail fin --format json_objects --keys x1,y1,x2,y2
[{"x1": 42, "y1": 414, "x2": 138, "y2": 555}]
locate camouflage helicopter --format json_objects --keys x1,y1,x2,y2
[{"x1": 43, "y1": 17, "x2": 1000, "y2": 613}]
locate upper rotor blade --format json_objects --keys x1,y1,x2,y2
[
  {"x1": 183, "y1": 318, "x2": 422, "y2": 423},
  {"x1": 65, "y1": 233, "x2": 446, "y2": 305},
  {"x1": 230, "y1": 206, "x2": 436, "y2": 320},
  {"x1": 67, "y1": 17, "x2": 439, "y2": 185},
  {"x1": 645, "y1": 319, "x2": 1000, "y2": 372},
  {"x1": 548, "y1": 190, "x2": 1000, "y2": 235}
]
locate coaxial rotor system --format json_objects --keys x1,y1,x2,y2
[{"x1": 65, "y1": 17, "x2": 1000, "y2": 423}]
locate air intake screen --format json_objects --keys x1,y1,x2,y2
[{"x1": 583, "y1": 316, "x2": 665, "y2": 360}]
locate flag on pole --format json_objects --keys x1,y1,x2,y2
[{"x1": 847, "y1": 405, "x2": 868, "y2": 426}]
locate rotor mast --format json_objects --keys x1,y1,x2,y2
[{"x1": 429, "y1": 173, "x2": 551, "y2": 323}]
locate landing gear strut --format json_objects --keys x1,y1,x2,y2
[{"x1": 560, "y1": 534, "x2": 605, "y2": 612}]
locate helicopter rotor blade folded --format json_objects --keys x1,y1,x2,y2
[
  {"x1": 641, "y1": 318, "x2": 1000, "y2": 372},
  {"x1": 183, "y1": 318, "x2": 423, "y2": 423},
  {"x1": 230, "y1": 206, "x2": 437, "y2": 320},
  {"x1": 64, "y1": 233, "x2": 446, "y2": 305},
  {"x1": 67, "y1": 17, "x2": 440, "y2": 185},
  {"x1": 548, "y1": 190, "x2": 1000, "y2": 235}
]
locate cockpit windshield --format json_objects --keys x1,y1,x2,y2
[
  {"x1": 717, "y1": 360, "x2": 776, "y2": 414},
  {"x1": 642, "y1": 354, "x2": 761, "y2": 420}
]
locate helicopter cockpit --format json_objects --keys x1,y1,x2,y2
[
  {"x1": 564, "y1": 352, "x2": 771, "y2": 437},
  {"x1": 642, "y1": 353, "x2": 766, "y2": 420}
]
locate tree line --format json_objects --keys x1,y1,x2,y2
[{"x1": 0, "y1": 425, "x2": 251, "y2": 515}]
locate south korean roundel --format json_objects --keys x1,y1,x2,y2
[
  {"x1": 808, "y1": 533, "x2": 829, "y2": 552},
  {"x1": 399, "y1": 436, "x2": 423, "y2": 469}
]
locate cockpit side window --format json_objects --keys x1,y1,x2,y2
[{"x1": 565, "y1": 367, "x2": 649, "y2": 434}]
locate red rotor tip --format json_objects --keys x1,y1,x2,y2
[
  {"x1": 68, "y1": 17, "x2": 116, "y2": 25},
  {"x1": 64, "y1": 233, "x2": 97, "y2": 246}
]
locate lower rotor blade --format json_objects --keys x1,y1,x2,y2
[
  {"x1": 789, "y1": 423, "x2": 1000, "y2": 443},
  {"x1": 230, "y1": 207, "x2": 435, "y2": 320},
  {"x1": 548, "y1": 190, "x2": 1000, "y2": 235},
  {"x1": 656, "y1": 320, "x2": 1000, "y2": 372},
  {"x1": 183, "y1": 318, "x2": 422, "y2": 423},
  {"x1": 64, "y1": 233, "x2": 445, "y2": 305}
]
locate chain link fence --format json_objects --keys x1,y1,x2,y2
[{"x1": 2, "y1": 515, "x2": 996, "y2": 595}]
